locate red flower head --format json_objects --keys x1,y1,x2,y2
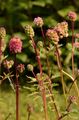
[{"x1": 9, "y1": 36, "x2": 22, "y2": 54}]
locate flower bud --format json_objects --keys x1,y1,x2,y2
[
  {"x1": 37, "y1": 41, "x2": 43, "y2": 48},
  {"x1": 27, "y1": 64, "x2": 33, "y2": 71},
  {"x1": 0, "y1": 27, "x2": 6, "y2": 39},
  {"x1": 34, "y1": 17, "x2": 44, "y2": 27},
  {"x1": 9, "y1": 36, "x2": 22, "y2": 54},
  {"x1": 24, "y1": 25, "x2": 34, "y2": 37}
]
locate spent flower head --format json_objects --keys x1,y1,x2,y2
[
  {"x1": 68, "y1": 11, "x2": 77, "y2": 21},
  {"x1": 3, "y1": 59, "x2": 14, "y2": 69},
  {"x1": 0, "y1": 27, "x2": 6, "y2": 39},
  {"x1": 68, "y1": 96, "x2": 76, "y2": 103},
  {"x1": 17, "y1": 64, "x2": 25, "y2": 73},
  {"x1": 46, "y1": 29, "x2": 59, "y2": 44},
  {"x1": 34, "y1": 17, "x2": 44, "y2": 27},
  {"x1": 9, "y1": 36, "x2": 22, "y2": 54},
  {"x1": 24, "y1": 25, "x2": 34, "y2": 38}
]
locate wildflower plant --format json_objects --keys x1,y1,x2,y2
[{"x1": 1, "y1": 10, "x2": 79, "y2": 120}]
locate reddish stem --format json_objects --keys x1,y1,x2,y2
[
  {"x1": 71, "y1": 21, "x2": 75, "y2": 79},
  {"x1": 14, "y1": 54, "x2": 19, "y2": 120},
  {"x1": 31, "y1": 37, "x2": 48, "y2": 120}
]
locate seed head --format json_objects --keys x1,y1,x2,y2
[
  {"x1": 68, "y1": 11, "x2": 77, "y2": 21},
  {"x1": 34, "y1": 17, "x2": 44, "y2": 27},
  {"x1": 46, "y1": 29, "x2": 59, "y2": 44},
  {"x1": 9, "y1": 36, "x2": 22, "y2": 54},
  {"x1": 24, "y1": 25, "x2": 34, "y2": 37}
]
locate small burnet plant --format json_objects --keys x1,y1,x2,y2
[
  {"x1": 34, "y1": 17, "x2": 44, "y2": 27},
  {"x1": 9, "y1": 36, "x2": 23, "y2": 120},
  {"x1": 9, "y1": 36, "x2": 22, "y2": 54}
]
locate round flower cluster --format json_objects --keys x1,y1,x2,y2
[
  {"x1": 9, "y1": 36, "x2": 22, "y2": 54},
  {"x1": 54, "y1": 21, "x2": 68, "y2": 39},
  {"x1": 68, "y1": 11, "x2": 77, "y2": 21},
  {"x1": 46, "y1": 29, "x2": 59, "y2": 44},
  {"x1": 17, "y1": 64, "x2": 25, "y2": 73},
  {"x1": 34, "y1": 17, "x2": 44, "y2": 27},
  {"x1": 24, "y1": 25, "x2": 34, "y2": 38},
  {"x1": 0, "y1": 27, "x2": 6, "y2": 39}
]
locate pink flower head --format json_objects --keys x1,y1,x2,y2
[
  {"x1": 54, "y1": 21, "x2": 68, "y2": 38},
  {"x1": 34, "y1": 17, "x2": 44, "y2": 27},
  {"x1": 9, "y1": 36, "x2": 22, "y2": 54},
  {"x1": 68, "y1": 11, "x2": 77, "y2": 21},
  {"x1": 46, "y1": 29, "x2": 59, "y2": 44}
]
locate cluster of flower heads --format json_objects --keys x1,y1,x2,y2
[{"x1": 46, "y1": 21, "x2": 68, "y2": 44}]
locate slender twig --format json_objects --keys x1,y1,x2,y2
[
  {"x1": 4, "y1": 113, "x2": 12, "y2": 120},
  {"x1": 27, "y1": 112, "x2": 31, "y2": 120},
  {"x1": 55, "y1": 45, "x2": 66, "y2": 98},
  {"x1": 14, "y1": 54, "x2": 19, "y2": 120},
  {"x1": 41, "y1": 27, "x2": 51, "y2": 76},
  {"x1": 71, "y1": 21, "x2": 75, "y2": 79}
]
